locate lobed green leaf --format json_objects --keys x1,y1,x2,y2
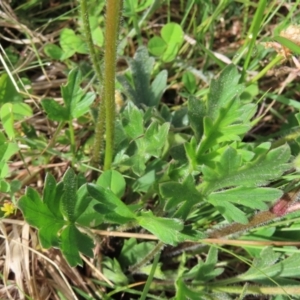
[
  {"x1": 160, "y1": 175, "x2": 203, "y2": 219},
  {"x1": 241, "y1": 247, "x2": 300, "y2": 281},
  {"x1": 87, "y1": 183, "x2": 136, "y2": 219},
  {"x1": 137, "y1": 211, "x2": 184, "y2": 245},
  {"x1": 60, "y1": 224, "x2": 94, "y2": 267},
  {"x1": 202, "y1": 145, "x2": 291, "y2": 194}
]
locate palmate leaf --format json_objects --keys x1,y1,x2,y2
[
  {"x1": 60, "y1": 28, "x2": 88, "y2": 58},
  {"x1": 208, "y1": 187, "x2": 283, "y2": 223},
  {"x1": 121, "y1": 102, "x2": 144, "y2": 139},
  {"x1": 124, "y1": 154, "x2": 147, "y2": 176},
  {"x1": 201, "y1": 145, "x2": 291, "y2": 194},
  {"x1": 38, "y1": 221, "x2": 65, "y2": 248},
  {"x1": 61, "y1": 67, "x2": 83, "y2": 109},
  {"x1": 76, "y1": 198, "x2": 104, "y2": 227},
  {"x1": 160, "y1": 175, "x2": 203, "y2": 219},
  {"x1": 197, "y1": 99, "x2": 256, "y2": 156},
  {"x1": 18, "y1": 187, "x2": 65, "y2": 248},
  {"x1": 72, "y1": 91, "x2": 95, "y2": 118},
  {"x1": 138, "y1": 121, "x2": 170, "y2": 157},
  {"x1": 121, "y1": 119, "x2": 170, "y2": 176},
  {"x1": 41, "y1": 68, "x2": 95, "y2": 121},
  {"x1": 187, "y1": 64, "x2": 257, "y2": 166},
  {"x1": 19, "y1": 187, "x2": 59, "y2": 229},
  {"x1": 120, "y1": 100, "x2": 170, "y2": 176},
  {"x1": 0, "y1": 103, "x2": 15, "y2": 139},
  {"x1": 18, "y1": 169, "x2": 101, "y2": 267},
  {"x1": 73, "y1": 184, "x2": 94, "y2": 222},
  {"x1": 0, "y1": 135, "x2": 18, "y2": 178},
  {"x1": 40, "y1": 98, "x2": 69, "y2": 121}
]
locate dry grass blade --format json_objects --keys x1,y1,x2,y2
[
  {"x1": 81, "y1": 254, "x2": 113, "y2": 287},
  {"x1": 9, "y1": 225, "x2": 25, "y2": 299},
  {"x1": 0, "y1": 222, "x2": 14, "y2": 300},
  {"x1": 0, "y1": 221, "x2": 79, "y2": 300}
]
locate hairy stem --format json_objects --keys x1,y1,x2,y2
[
  {"x1": 79, "y1": 0, "x2": 105, "y2": 168},
  {"x1": 103, "y1": 0, "x2": 123, "y2": 171},
  {"x1": 129, "y1": 241, "x2": 164, "y2": 274},
  {"x1": 165, "y1": 190, "x2": 300, "y2": 256}
]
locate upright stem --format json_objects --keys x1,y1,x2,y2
[
  {"x1": 79, "y1": 0, "x2": 103, "y2": 83},
  {"x1": 103, "y1": 0, "x2": 123, "y2": 170},
  {"x1": 92, "y1": 96, "x2": 106, "y2": 169},
  {"x1": 79, "y1": 0, "x2": 105, "y2": 168}
]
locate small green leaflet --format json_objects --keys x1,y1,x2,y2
[{"x1": 137, "y1": 211, "x2": 184, "y2": 245}]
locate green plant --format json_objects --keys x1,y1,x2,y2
[
  {"x1": 44, "y1": 22, "x2": 104, "y2": 61},
  {"x1": 3, "y1": 0, "x2": 300, "y2": 299},
  {"x1": 148, "y1": 22, "x2": 184, "y2": 62},
  {"x1": 41, "y1": 68, "x2": 95, "y2": 159},
  {"x1": 18, "y1": 59, "x2": 300, "y2": 296}
]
